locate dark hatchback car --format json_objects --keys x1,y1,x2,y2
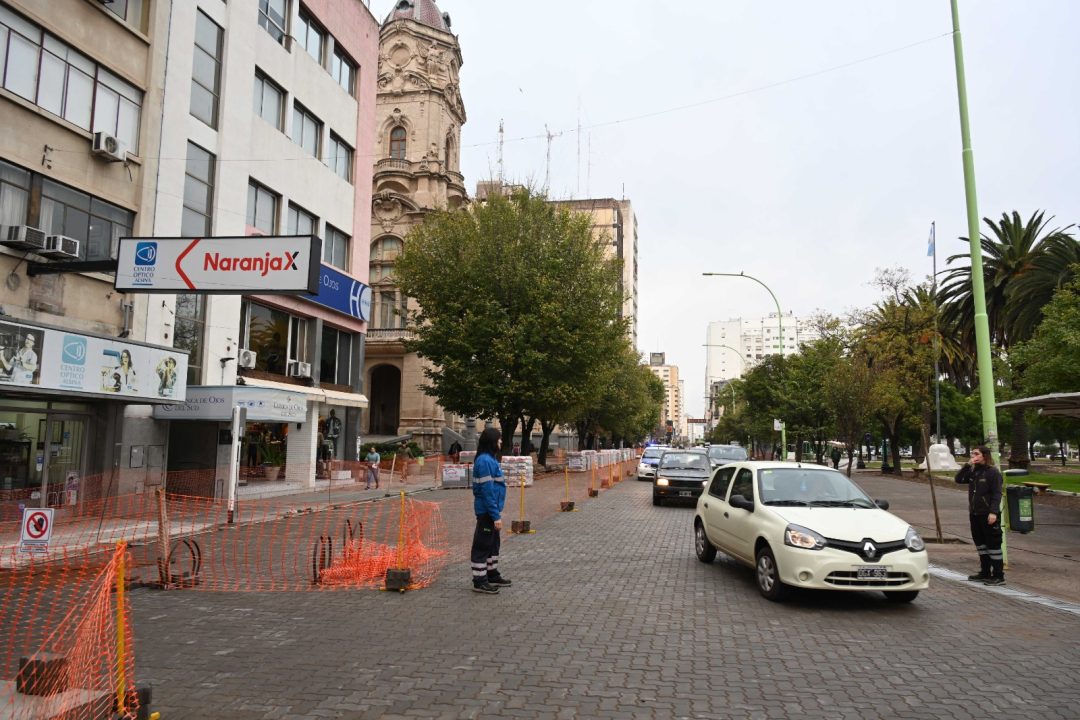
[{"x1": 653, "y1": 448, "x2": 711, "y2": 506}]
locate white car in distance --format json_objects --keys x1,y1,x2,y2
[{"x1": 694, "y1": 461, "x2": 929, "y2": 602}]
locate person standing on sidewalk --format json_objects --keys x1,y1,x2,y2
[
  {"x1": 365, "y1": 446, "x2": 381, "y2": 489},
  {"x1": 955, "y1": 445, "x2": 1005, "y2": 585},
  {"x1": 470, "y1": 427, "x2": 510, "y2": 594}
]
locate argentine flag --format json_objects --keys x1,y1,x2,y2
[{"x1": 927, "y1": 222, "x2": 936, "y2": 257}]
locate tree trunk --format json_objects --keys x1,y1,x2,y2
[
  {"x1": 1008, "y1": 408, "x2": 1031, "y2": 469},
  {"x1": 520, "y1": 415, "x2": 537, "y2": 455},
  {"x1": 538, "y1": 419, "x2": 556, "y2": 466},
  {"x1": 498, "y1": 415, "x2": 518, "y2": 459}
]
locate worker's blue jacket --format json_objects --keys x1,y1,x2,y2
[{"x1": 472, "y1": 453, "x2": 506, "y2": 520}]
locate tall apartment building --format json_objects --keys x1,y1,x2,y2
[
  {"x1": 0, "y1": 0, "x2": 381, "y2": 504},
  {"x1": 546, "y1": 198, "x2": 638, "y2": 347},
  {"x1": 704, "y1": 312, "x2": 821, "y2": 419},
  {"x1": 646, "y1": 352, "x2": 683, "y2": 440},
  {"x1": 150, "y1": 0, "x2": 379, "y2": 490},
  {"x1": 0, "y1": 1, "x2": 171, "y2": 501}
]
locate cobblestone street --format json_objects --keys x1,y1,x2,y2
[{"x1": 131, "y1": 478, "x2": 1080, "y2": 719}]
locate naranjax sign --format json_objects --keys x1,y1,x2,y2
[{"x1": 115, "y1": 236, "x2": 321, "y2": 294}]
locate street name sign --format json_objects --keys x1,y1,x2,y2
[{"x1": 115, "y1": 236, "x2": 321, "y2": 294}]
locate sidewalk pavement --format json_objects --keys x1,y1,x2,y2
[{"x1": 851, "y1": 469, "x2": 1080, "y2": 606}]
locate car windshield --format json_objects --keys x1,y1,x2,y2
[
  {"x1": 708, "y1": 445, "x2": 748, "y2": 462},
  {"x1": 660, "y1": 453, "x2": 709, "y2": 470},
  {"x1": 642, "y1": 448, "x2": 665, "y2": 460},
  {"x1": 758, "y1": 468, "x2": 875, "y2": 507}
]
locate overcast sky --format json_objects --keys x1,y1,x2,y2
[{"x1": 370, "y1": 0, "x2": 1080, "y2": 418}]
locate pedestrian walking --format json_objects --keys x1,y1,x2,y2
[
  {"x1": 470, "y1": 427, "x2": 510, "y2": 594},
  {"x1": 830, "y1": 446, "x2": 842, "y2": 469},
  {"x1": 448, "y1": 440, "x2": 462, "y2": 463},
  {"x1": 365, "y1": 446, "x2": 381, "y2": 489},
  {"x1": 954, "y1": 445, "x2": 1005, "y2": 585}
]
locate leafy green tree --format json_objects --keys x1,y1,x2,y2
[
  {"x1": 938, "y1": 211, "x2": 1076, "y2": 466},
  {"x1": 1012, "y1": 270, "x2": 1080, "y2": 397},
  {"x1": 393, "y1": 187, "x2": 627, "y2": 452}
]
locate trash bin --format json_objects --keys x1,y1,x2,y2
[{"x1": 1006, "y1": 485, "x2": 1035, "y2": 533}]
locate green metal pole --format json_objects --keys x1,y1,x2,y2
[
  {"x1": 703, "y1": 272, "x2": 785, "y2": 458},
  {"x1": 950, "y1": 0, "x2": 1007, "y2": 559}
]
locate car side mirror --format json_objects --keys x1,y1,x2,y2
[
  {"x1": 730, "y1": 494, "x2": 754, "y2": 511},
  {"x1": 874, "y1": 498, "x2": 890, "y2": 510}
]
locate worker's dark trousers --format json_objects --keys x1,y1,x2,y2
[
  {"x1": 470, "y1": 514, "x2": 501, "y2": 586},
  {"x1": 970, "y1": 513, "x2": 1004, "y2": 578}
]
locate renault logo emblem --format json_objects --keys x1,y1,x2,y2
[{"x1": 863, "y1": 541, "x2": 877, "y2": 559}]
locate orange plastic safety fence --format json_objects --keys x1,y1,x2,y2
[{"x1": 1, "y1": 543, "x2": 140, "y2": 720}]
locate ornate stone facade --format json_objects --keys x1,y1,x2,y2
[{"x1": 364, "y1": 0, "x2": 468, "y2": 450}]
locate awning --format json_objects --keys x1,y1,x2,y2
[
  {"x1": 240, "y1": 376, "x2": 368, "y2": 409},
  {"x1": 996, "y1": 392, "x2": 1080, "y2": 419},
  {"x1": 321, "y1": 387, "x2": 369, "y2": 408}
]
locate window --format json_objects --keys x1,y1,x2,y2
[
  {"x1": 729, "y1": 468, "x2": 754, "y2": 501},
  {"x1": 246, "y1": 180, "x2": 279, "y2": 234},
  {"x1": 0, "y1": 7, "x2": 142, "y2": 151},
  {"x1": 0, "y1": 161, "x2": 30, "y2": 227},
  {"x1": 389, "y1": 126, "x2": 406, "y2": 159},
  {"x1": 39, "y1": 179, "x2": 133, "y2": 261},
  {"x1": 174, "y1": 294, "x2": 205, "y2": 385},
  {"x1": 242, "y1": 302, "x2": 289, "y2": 374},
  {"x1": 376, "y1": 291, "x2": 406, "y2": 330},
  {"x1": 93, "y1": 69, "x2": 142, "y2": 153},
  {"x1": 296, "y1": 9, "x2": 324, "y2": 64},
  {"x1": 324, "y1": 224, "x2": 348, "y2": 269},
  {"x1": 329, "y1": 45, "x2": 356, "y2": 96},
  {"x1": 253, "y1": 70, "x2": 284, "y2": 130},
  {"x1": 181, "y1": 143, "x2": 215, "y2": 237},
  {"x1": 289, "y1": 315, "x2": 309, "y2": 364},
  {"x1": 101, "y1": 0, "x2": 145, "y2": 31},
  {"x1": 287, "y1": 202, "x2": 316, "y2": 237},
  {"x1": 291, "y1": 103, "x2": 321, "y2": 157},
  {"x1": 190, "y1": 11, "x2": 223, "y2": 128},
  {"x1": 326, "y1": 133, "x2": 353, "y2": 182},
  {"x1": 258, "y1": 0, "x2": 287, "y2": 44},
  {"x1": 1, "y1": 160, "x2": 131, "y2": 260},
  {"x1": 320, "y1": 326, "x2": 351, "y2": 386}
]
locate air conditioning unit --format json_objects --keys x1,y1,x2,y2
[
  {"x1": 288, "y1": 361, "x2": 312, "y2": 379},
  {"x1": 237, "y1": 349, "x2": 258, "y2": 369},
  {"x1": 91, "y1": 131, "x2": 127, "y2": 162},
  {"x1": 1, "y1": 225, "x2": 47, "y2": 252},
  {"x1": 41, "y1": 235, "x2": 81, "y2": 259}
]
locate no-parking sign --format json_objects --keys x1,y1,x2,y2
[{"x1": 19, "y1": 508, "x2": 54, "y2": 554}]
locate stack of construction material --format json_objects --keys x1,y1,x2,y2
[
  {"x1": 458, "y1": 450, "x2": 476, "y2": 466},
  {"x1": 441, "y1": 463, "x2": 471, "y2": 488},
  {"x1": 567, "y1": 452, "x2": 586, "y2": 471},
  {"x1": 499, "y1": 456, "x2": 534, "y2": 486}
]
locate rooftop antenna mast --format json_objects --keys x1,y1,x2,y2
[
  {"x1": 576, "y1": 98, "x2": 581, "y2": 197},
  {"x1": 544, "y1": 124, "x2": 562, "y2": 192},
  {"x1": 586, "y1": 132, "x2": 592, "y2": 198},
  {"x1": 497, "y1": 119, "x2": 504, "y2": 183}
]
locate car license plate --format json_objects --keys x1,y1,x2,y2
[
  {"x1": 857, "y1": 565, "x2": 888, "y2": 579},
  {"x1": 678, "y1": 491, "x2": 692, "y2": 497}
]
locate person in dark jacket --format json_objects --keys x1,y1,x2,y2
[
  {"x1": 955, "y1": 445, "x2": 1005, "y2": 585},
  {"x1": 470, "y1": 427, "x2": 510, "y2": 594}
]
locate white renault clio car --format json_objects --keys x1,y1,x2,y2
[{"x1": 694, "y1": 462, "x2": 929, "y2": 602}]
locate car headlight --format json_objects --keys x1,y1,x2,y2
[
  {"x1": 784, "y1": 524, "x2": 826, "y2": 550},
  {"x1": 656, "y1": 477, "x2": 669, "y2": 486},
  {"x1": 638, "y1": 464, "x2": 648, "y2": 471},
  {"x1": 905, "y1": 526, "x2": 925, "y2": 552}
]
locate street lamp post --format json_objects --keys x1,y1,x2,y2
[
  {"x1": 703, "y1": 342, "x2": 742, "y2": 410},
  {"x1": 704, "y1": 271, "x2": 787, "y2": 459}
]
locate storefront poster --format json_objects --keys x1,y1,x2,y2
[
  {"x1": 154, "y1": 386, "x2": 307, "y2": 423},
  {"x1": 0, "y1": 319, "x2": 187, "y2": 402}
]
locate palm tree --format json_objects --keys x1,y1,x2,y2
[{"x1": 937, "y1": 210, "x2": 1077, "y2": 467}]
